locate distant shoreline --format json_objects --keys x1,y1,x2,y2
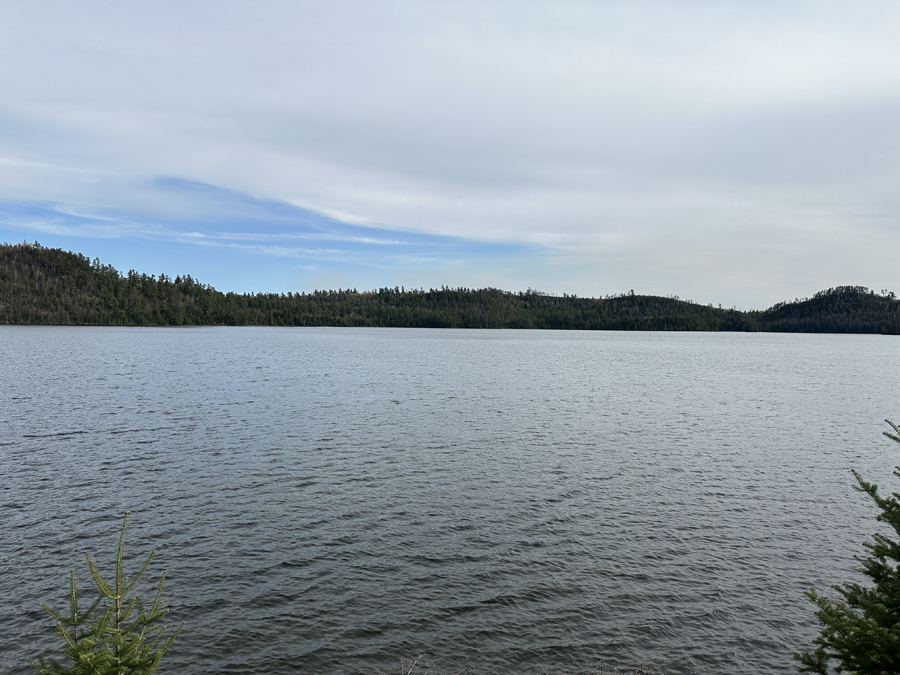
[{"x1": 3, "y1": 242, "x2": 899, "y2": 333}]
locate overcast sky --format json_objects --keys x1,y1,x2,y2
[{"x1": 1, "y1": 1, "x2": 898, "y2": 308}]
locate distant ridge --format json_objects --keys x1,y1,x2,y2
[{"x1": 2, "y1": 242, "x2": 899, "y2": 333}]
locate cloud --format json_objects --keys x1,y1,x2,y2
[
  {"x1": 0, "y1": 178, "x2": 533, "y2": 280},
  {"x1": 0, "y1": 1, "x2": 898, "y2": 306}
]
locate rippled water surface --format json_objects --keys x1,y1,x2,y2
[{"x1": 2, "y1": 327, "x2": 900, "y2": 674}]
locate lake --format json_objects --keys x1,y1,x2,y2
[{"x1": 2, "y1": 327, "x2": 899, "y2": 674}]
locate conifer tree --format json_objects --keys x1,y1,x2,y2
[
  {"x1": 30, "y1": 512, "x2": 183, "y2": 675},
  {"x1": 796, "y1": 420, "x2": 900, "y2": 673}
]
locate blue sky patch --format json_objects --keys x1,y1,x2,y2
[{"x1": 0, "y1": 177, "x2": 537, "y2": 294}]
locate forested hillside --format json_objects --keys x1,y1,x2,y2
[
  {"x1": 758, "y1": 286, "x2": 900, "y2": 333},
  {"x1": 2, "y1": 242, "x2": 898, "y2": 333}
]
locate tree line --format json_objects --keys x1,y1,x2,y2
[{"x1": 2, "y1": 242, "x2": 899, "y2": 333}]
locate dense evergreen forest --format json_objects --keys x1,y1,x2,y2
[{"x1": 2, "y1": 242, "x2": 899, "y2": 333}]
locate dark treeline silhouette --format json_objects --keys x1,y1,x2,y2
[
  {"x1": 2, "y1": 242, "x2": 899, "y2": 333},
  {"x1": 758, "y1": 286, "x2": 900, "y2": 334}
]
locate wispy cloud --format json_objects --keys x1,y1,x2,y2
[
  {"x1": 0, "y1": 177, "x2": 533, "y2": 291},
  {"x1": 0, "y1": 2, "x2": 898, "y2": 305},
  {"x1": 179, "y1": 231, "x2": 410, "y2": 246},
  {"x1": 0, "y1": 155, "x2": 120, "y2": 177}
]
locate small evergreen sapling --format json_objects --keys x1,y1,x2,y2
[
  {"x1": 796, "y1": 420, "x2": 900, "y2": 674},
  {"x1": 30, "y1": 512, "x2": 183, "y2": 675}
]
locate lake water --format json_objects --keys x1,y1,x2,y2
[{"x1": 2, "y1": 327, "x2": 900, "y2": 674}]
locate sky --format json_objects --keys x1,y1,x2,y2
[{"x1": 1, "y1": 1, "x2": 898, "y2": 309}]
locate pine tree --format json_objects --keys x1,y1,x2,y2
[
  {"x1": 796, "y1": 420, "x2": 900, "y2": 673},
  {"x1": 30, "y1": 512, "x2": 183, "y2": 674}
]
